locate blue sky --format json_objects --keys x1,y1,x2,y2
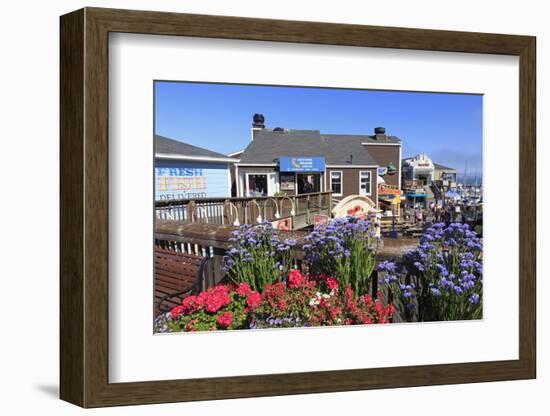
[{"x1": 155, "y1": 81, "x2": 483, "y2": 177}]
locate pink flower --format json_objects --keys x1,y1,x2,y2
[
  {"x1": 213, "y1": 284, "x2": 229, "y2": 294},
  {"x1": 204, "y1": 291, "x2": 231, "y2": 313},
  {"x1": 181, "y1": 295, "x2": 198, "y2": 314},
  {"x1": 236, "y1": 282, "x2": 252, "y2": 297},
  {"x1": 217, "y1": 311, "x2": 234, "y2": 328},
  {"x1": 246, "y1": 291, "x2": 262, "y2": 310},
  {"x1": 326, "y1": 277, "x2": 339, "y2": 290},
  {"x1": 288, "y1": 269, "x2": 304, "y2": 289},
  {"x1": 170, "y1": 305, "x2": 185, "y2": 319},
  {"x1": 195, "y1": 291, "x2": 209, "y2": 308}
]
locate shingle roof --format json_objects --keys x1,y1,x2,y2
[
  {"x1": 323, "y1": 133, "x2": 401, "y2": 144},
  {"x1": 238, "y1": 129, "x2": 384, "y2": 166},
  {"x1": 155, "y1": 134, "x2": 234, "y2": 160}
]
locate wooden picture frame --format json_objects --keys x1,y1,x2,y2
[{"x1": 60, "y1": 7, "x2": 536, "y2": 408}]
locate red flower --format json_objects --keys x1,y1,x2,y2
[
  {"x1": 217, "y1": 311, "x2": 233, "y2": 328},
  {"x1": 326, "y1": 277, "x2": 339, "y2": 290},
  {"x1": 236, "y1": 282, "x2": 252, "y2": 297},
  {"x1": 277, "y1": 300, "x2": 288, "y2": 311},
  {"x1": 363, "y1": 294, "x2": 373, "y2": 307},
  {"x1": 181, "y1": 295, "x2": 198, "y2": 314},
  {"x1": 170, "y1": 305, "x2": 185, "y2": 319},
  {"x1": 204, "y1": 290, "x2": 231, "y2": 313},
  {"x1": 246, "y1": 291, "x2": 262, "y2": 310},
  {"x1": 344, "y1": 285, "x2": 353, "y2": 299},
  {"x1": 196, "y1": 291, "x2": 209, "y2": 308},
  {"x1": 288, "y1": 269, "x2": 304, "y2": 289},
  {"x1": 362, "y1": 315, "x2": 373, "y2": 324},
  {"x1": 213, "y1": 284, "x2": 230, "y2": 294},
  {"x1": 328, "y1": 306, "x2": 341, "y2": 320}
]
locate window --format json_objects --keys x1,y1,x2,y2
[
  {"x1": 359, "y1": 171, "x2": 372, "y2": 195},
  {"x1": 245, "y1": 173, "x2": 278, "y2": 197},
  {"x1": 246, "y1": 174, "x2": 268, "y2": 197},
  {"x1": 297, "y1": 173, "x2": 321, "y2": 194},
  {"x1": 330, "y1": 171, "x2": 342, "y2": 196}
]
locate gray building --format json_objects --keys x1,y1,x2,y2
[{"x1": 233, "y1": 114, "x2": 404, "y2": 206}]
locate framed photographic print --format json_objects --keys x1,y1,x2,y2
[{"x1": 60, "y1": 7, "x2": 536, "y2": 408}]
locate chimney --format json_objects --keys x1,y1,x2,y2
[
  {"x1": 252, "y1": 113, "x2": 265, "y2": 129},
  {"x1": 251, "y1": 113, "x2": 265, "y2": 141},
  {"x1": 374, "y1": 126, "x2": 387, "y2": 140}
]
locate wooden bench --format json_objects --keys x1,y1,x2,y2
[{"x1": 155, "y1": 248, "x2": 210, "y2": 314}]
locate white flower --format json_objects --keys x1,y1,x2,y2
[{"x1": 309, "y1": 298, "x2": 319, "y2": 306}]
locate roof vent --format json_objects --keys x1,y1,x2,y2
[
  {"x1": 252, "y1": 113, "x2": 265, "y2": 129},
  {"x1": 374, "y1": 126, "x2": 387, "y2": 140}
]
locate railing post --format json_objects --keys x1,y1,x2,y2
[
  {"x1": 223, "y1": 200, "x2": 231, "y2": 225},
  {"x1": 212, "y1": 247, "x2": 225, "y2": 286},
  {"x1": 187, "y1": 200, "x2": 196, "y2": 222},
  {"x1": 306, "y1": 195, "x2": 311, "y2": 223},
  {"x1": 250, "y1": 199, "x2": 258, "y2": 224}
]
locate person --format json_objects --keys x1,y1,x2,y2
[
  {"x1": 416, "y1": 207, "x2": 423, "y2": 224},
  {"x1": 444, "y1": 208, "x2": 451, "y2": 225},
  {"x1": 302, "y1": 176, "x2": 314, "y2": 194}
]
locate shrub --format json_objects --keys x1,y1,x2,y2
[
  {"x1": 303, "y1": 216, "x2": 379, "y2": 296},
  {"x1": 379, "y1": 223, "x2": 483, "y2": 322},
  {"x1": 163, "y1": 271, "x2": 394, "y2": 332},
  {"x1": 166, "y1": 283, "x2": 256, "y2": 332},
  {"x1": 222, "y1": 222, "x2": 296, "y2": 291}
]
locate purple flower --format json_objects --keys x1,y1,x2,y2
[{"x1": 430, "y1": 287, "x2": 442, "y2": 297}]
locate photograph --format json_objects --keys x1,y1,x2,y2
[{"x1": 153, "y1": 82, "x2": 484, "y2": 333}]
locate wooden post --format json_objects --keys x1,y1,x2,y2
[
  {"x1": 250, "y1": 199, "x2": 258, "y2": 224},
  {"x1": 223, "y1": 200, "x2": 231, "y2": 225},
  {"x1": 212, "y1": 247, "x2": 225, "y2": 286},
  {"x1": 187, "y1": 200, "x2": 196, "y2": 222},
  {"x1": 306, "y1": 195, "x2": 311, "y2": 224}
]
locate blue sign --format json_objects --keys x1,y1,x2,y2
[{"x1": 279, "y1": 157, "x2": 325, "y2": 173}]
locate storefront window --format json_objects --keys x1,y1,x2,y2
[
  {"x1": 359, "y1": 171, "x2": 371, "y2": 195},
  {"x1": 297, "y1": 173, "x2": 320, "y2": 194},
  {"x1": 330, "y1": 171, "x2": 342, "y2": 195},
  {"x1": 247, "y1": 174, "x2": 268, "y2": 197}
]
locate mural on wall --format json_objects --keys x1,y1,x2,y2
[{"x1": 155, "y1": 161, "x2": 230, "y2": 200}]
